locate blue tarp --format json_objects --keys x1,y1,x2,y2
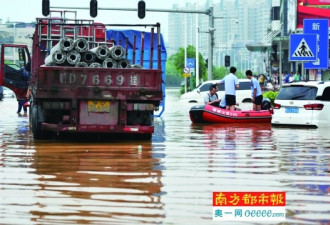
[
  {"x1": 106, "y1": 29, "x2": 167, "y2": 117},
  {"x1": 106, "y1": 29, "x2": 166, "y2": 51}
]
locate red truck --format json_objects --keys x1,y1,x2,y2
[{"x1": 0, "y1": 12, "x2": 164, "y2": 139}]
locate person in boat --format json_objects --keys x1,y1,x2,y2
[
  {"x1": 219, "y1": 94, "x2": 241, "y2": 110},
  {"x1": 217, "y1": 66, "x2": 239, "y2": 111},
  {"x1": 246, "y1": 69, "x2": 263, "y2": 111},
  {"x1": 204, "y1": 84, "x2": 220, "y2": 107}
]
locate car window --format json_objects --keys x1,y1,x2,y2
[
  {"x1": 217, "y1": 84, "x2": 225, "y2": 91},
  {"x1": 200, "y1": 83, "x2": 212, "y2": 92},
  {"x1": 276, "y1": 86, "x2": 318, "y2": 100},
  {"x1": 237, "y1": 81, "x2": 251, "y2": 90},
  {"x1": 199, "y1": 80, "x2": 250, "y2": 92}
]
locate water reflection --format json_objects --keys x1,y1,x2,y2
[{"x1": 28, "y1": 142, "x2": 164, "y2": 224}]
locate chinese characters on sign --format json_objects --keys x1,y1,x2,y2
[
  {"x1": 303, "y1": 19, "x2": 329, "y2": 69},
  {"x1": 212, "y1": 192, "x2": 286, "y2": 221}
]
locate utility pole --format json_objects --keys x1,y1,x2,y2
[
  {"x1": 51, "y1": 5, "x2": 215, "y2": 80},
  {"x1": 208, "y1": 7, "x2": 214, "y2": 81}
]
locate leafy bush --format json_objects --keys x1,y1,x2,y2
[
  {"x1": 180, "y1": 85, "x2": 185, "y2": 94},
  {"x1": 263, "y1": 91, "x2": 278, "y2": 106}
]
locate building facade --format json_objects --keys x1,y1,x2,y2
[{"x1": 167, "y1": 0, "x2": 272, "y2": 75}]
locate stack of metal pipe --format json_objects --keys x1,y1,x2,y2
[
  {"x1": 74, "y1": 38, "x2": 89, "y2": 53},
  {"x1": 46, "y1": 37, "x2": 74, "y2": 65},
  {"x1": 90, "y1": 45, "x2": 110, "y2": 60},
  {"x1": 109, "y1": 45, "x2": 125, "y2": 60},
  {"x1": 44, "y1": 37, "x2": 137, "y2": 69}
]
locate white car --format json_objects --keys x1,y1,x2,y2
[
  {"x1": 271, "y1": 81, "x2": 330, "y2": 128},
  {"x1": 180, "y1": 79, "x2": 252, "y2": 104}
]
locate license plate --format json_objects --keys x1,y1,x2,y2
[
  {"x1": 88, "y1": 101, "x2": 110, "y2": 113},
  {"x1": 285, "y1": 107, "x2": 299, "y2": 113}
]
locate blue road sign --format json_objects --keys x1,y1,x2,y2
[
  {"x1": 289, "y1": 34, "x2": 317, "y2": 61},
  {"x1": 304, "y1": 19, "x2": 329, "y2": 69},
  {"x1": 186, "y1": 58, "x2": 195, "y2": 68}
]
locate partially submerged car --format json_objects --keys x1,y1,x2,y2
[
  {"x1": 271, "y1": 81, "x2": 330, "y2": 128},
  {"x1": 180, "y1": 79, "x2": 252, "y2": 104}
]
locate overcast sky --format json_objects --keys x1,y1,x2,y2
[{"x1": 2, "y1": 0, "x2": 208, "y2": 41}]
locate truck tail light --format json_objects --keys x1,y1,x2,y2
[
  {"x1": 303, "y1": 104, "x2": 324, "y2": 110},
  {"x1": 274, "y1": 103, "x2": 281, "y2": 109}
]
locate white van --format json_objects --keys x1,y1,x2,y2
[{"x1": 180, "y1": 79, "x2": 252, "y2": 104}]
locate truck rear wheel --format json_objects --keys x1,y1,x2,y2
[{"x1": 31, "y1": 104, "x2": 43, "y2": 139}]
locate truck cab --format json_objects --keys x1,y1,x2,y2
[{"x1": 0, "y1": 44, "x2": 31, "y2": 100}]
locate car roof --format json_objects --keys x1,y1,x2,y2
[
  {"x1": 281, "y1": 81, "x2": 330, "y2": 95},
  {"x1": 201, "y1": 79, "x2": 250, "y2": 84},
  {"x1": 282, "y1": 81, "x2": 322, "y2": 86}
]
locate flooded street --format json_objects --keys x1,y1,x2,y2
[{"x1": 0, "y1": 88, "x2": 329, "y2": 225}]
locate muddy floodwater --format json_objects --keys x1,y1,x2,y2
[{"x1": 0, "y1": 88, "x2": 329, "y2": 225}]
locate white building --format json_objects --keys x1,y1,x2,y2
[{"x1": 168, "y1": 0, "x2": 272, "y2": 73}]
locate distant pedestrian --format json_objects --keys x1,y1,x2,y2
[
  {"x1": 16, "y1": 91, "x2": 29, "y2": 114},
  {"x1": 294, "y1": 71, "x2": 301, "y2": 82},
  {"x1": 289, "y1": 72, "x2": 294, "y2": 83},
  {"x1": 284, "y1": 71, "x2": 290, "y2": 83},
  {"x1": 16, "y1": 61, "x2": 31, "y2": 114},
  {"x1": 266, "y1": 81, "x2": 274, "y2": 91},
  {"x1": 246, "y1": 69, "x2": 263, "y2": 111},
  {"x1": 218, "y1": 66, "x2": 239, "y2": 110}
]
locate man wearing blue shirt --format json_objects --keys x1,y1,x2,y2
[
  {"x1": 219, "y1": 94, "x2": 226, "y2": 109},
  {"x1": 246, "y1": 70, "x2": 263, "y2": 111},
  {"x1": 218, "y1": 67, "x2": 239, "y2": 110}
]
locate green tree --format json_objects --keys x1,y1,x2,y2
[
  {"x1": 236, "y1": 70, "x2": 246, "y2": 79},
  {"x1": 165, "y1": 57, "x2": 182, "y2": 86},
  {"x1": 171, "y1": 45, "x2": 207, "y2": 82},
  {"x1": 213, "y1": 66, "x2": 227, "y2": 80}
]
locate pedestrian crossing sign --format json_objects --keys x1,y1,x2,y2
[{"x1": 289, "y1": 34, "x2": 317, "y2": 61}]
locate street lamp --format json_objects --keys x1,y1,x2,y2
[{"x1": 209, "y1": 15, "x2": 238, "y2": 79}]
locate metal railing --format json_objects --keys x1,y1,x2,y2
[{"x1": 260, "y1": 22, "x2": 283, "y2": 45}]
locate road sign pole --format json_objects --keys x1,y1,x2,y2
[
  {"x1": 190, "y1": 71, "x2": 194, "y2": 91},
  {"x1": 302, "y1": 62, "x2": 305, "y2": 81},
  {"x1": 279, "y1": 41, "x2": 282, "y2": 86},
  {"x1": 184, "y1": 77, "x2": 187, "y2": 93}
]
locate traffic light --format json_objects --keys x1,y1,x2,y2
[
  {"x1": 225, "y1": 55, "x2": 230, "y2": 67},
  {"x1": 90, "y1": 0, "x2": 98, "y2": 18},
  {"x1": 42, "y1": 0, "x2": 50, "y2": 16},
  {"x1": 205, "y1": 59, "x2": 208, "y2": 68},
  {"x1": 138, "y1": 1, "x2": 146, "y2": 19}
]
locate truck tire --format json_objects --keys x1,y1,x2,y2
[{"x1": 31, "y1": 104, "x2": 43, "y2": 139}]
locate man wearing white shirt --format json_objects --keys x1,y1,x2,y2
[{"x1": 218, "y1": 67, "x2": 239, "y2": 110}]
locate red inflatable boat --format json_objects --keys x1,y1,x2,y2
[{"x1": 189, "y1": 104, "x2": 272, "y2": 123}]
